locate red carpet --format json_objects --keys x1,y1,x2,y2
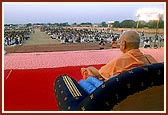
[{"x1": 4, "y1": 64, "x2": 104, "y2": 111}]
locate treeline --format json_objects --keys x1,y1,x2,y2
[
  {"x1": 5, "y1": 19, "x2": 164, "y2": 28},
  {"x1": 113, "y1": 19, "x2": 164, "y2": 28}
]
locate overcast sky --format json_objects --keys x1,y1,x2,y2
[{"x1": 3, "y1": 2, "x2": 165, "y2": 24}]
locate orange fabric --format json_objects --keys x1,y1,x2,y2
[
  {"x1": 99, "y1": 49, "x2": 157, "y2": 80},
  {"x1": 144, "y1": 54, "x2": 158, "y2": 64},
  {"x1": 112, "y1": 41, "x2": 117, "y2": 48},
  {"x1": 112, "y1": 43, "x2": 117, "y2": 48}
]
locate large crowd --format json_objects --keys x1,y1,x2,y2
[
  {"x1": 4, "y1": 25, "x2": 164, "y2": 49},
  {"x1": 4, "y1": 25, "x2": 33, "y2": 46},
  {"x1": 42, "y1": 27, "x2": 164, "y2": 48},
  {"x1": 41, "y1": 27, "x2": 120, "y2": 44},
  {"x1": 140, "y1": 32, "x2": 164, "y2": 48}
]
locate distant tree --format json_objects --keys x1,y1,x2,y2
[
  {"x1": 113, "y1": 21, "x2": 120, "y2": 28},
  {"x1": 159, "y1": 20, "x2": 164, "y2": 28},
  {"x1": 101, "y1": 22, "x2": 108, "y2": 27},
  {"x1": 158, "y1": 18, "x2": 164, "y2": 28},
  {"x1": 80, "y1": 22, "x2": 92, "y2": 26},
  {"x1": 34, "y1": 23, "x2": 43, "y2": 25},
  {"x1": 72, "y1": 23, "x2": 77, "y2": 26},
  {"x1": 61, "y1": 22, "x2": 69, "y2": 26},
  {"x1": 54, "y1": 23, "x2": 59, "y2": 26},
  {"x1": 4, "y1": 24, "x2": 11, "y2": 26},
  {"x1": 136, "y1": 20, "x2": 148, "y2": 28},
  {"x1": 54, "y1": 22, "x2": 69, "y2": 27},
  {"x1": 120, "y1": 20, "x2": 136, "y2": 28},
  {"x1": 47, "y1": 23, "x2": 52, "y2": 25},
  {"x1": 147, "y1": 20, "x2": 157, "y2": 28},
  {"x1": 26, "y1": 23, "x2": 32, "y2": 27}
]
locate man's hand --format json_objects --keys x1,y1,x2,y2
[
  {"x1": 81, "y1": 66, "x2": 102, "y2": 80},
  {"x1": 81, "y1": 68, "x2": 88, "y2": 80}
]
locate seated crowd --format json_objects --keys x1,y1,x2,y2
[
  {"x1": 140, "y1": 32, "x2": 164, "y2": 48},
  {"x1": 4, "y1": 26, "x2": 32, "y2": 46},
  {"x1": 43, "y1": 27, "x2": 164, "y2": 49},
  {"x1": 42, "y1": 27, "x2": 120, "y2": 44}
]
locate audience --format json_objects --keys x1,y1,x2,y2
[{"x1": 4, "y1": 26, "x2": 32, "y2": 46}]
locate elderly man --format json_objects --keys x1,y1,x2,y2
[{"x1": 79, "y1": 30, "x2": 157, "y2": 94}]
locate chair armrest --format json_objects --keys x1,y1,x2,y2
[{"x1": 54, "y1": 74, "x2": 88, "y2": 111}]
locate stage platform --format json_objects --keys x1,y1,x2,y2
[
  {"x1": 3, "y1": 48, "x2": 165, "y2": 111},
  {"x1": 4, "y1": 48, "x2": 164, "y2": 70}
]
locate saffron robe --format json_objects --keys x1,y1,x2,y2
[{"x1": 99, "y1": 49, "x2": 157, "y2": 80}]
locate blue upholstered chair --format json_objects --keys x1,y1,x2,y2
[{"x1": 54, "y1": 63, "x2": 164, "y2": 111}]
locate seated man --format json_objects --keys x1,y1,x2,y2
[{"x1": 79, "y1": 30, "x2": 157, "y2": 94}]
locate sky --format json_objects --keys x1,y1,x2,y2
[{"x1": 3, "y1": 2, "x2": 165, "y2": 24}]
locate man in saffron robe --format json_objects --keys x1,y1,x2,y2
[{"x1": 79, "y1": 30, "x2": 157, "y2": 94}]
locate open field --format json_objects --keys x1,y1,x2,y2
[
  {"x1": 4, "y1": 28, "x2": 164, "y2": 53},
  {"x1": 4, "y1": 28, "x2": 112, "y2": 53}
]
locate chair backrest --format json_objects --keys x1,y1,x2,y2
[{"x1": 77, "y1": 63, "x2": 164, "y2": 111}]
